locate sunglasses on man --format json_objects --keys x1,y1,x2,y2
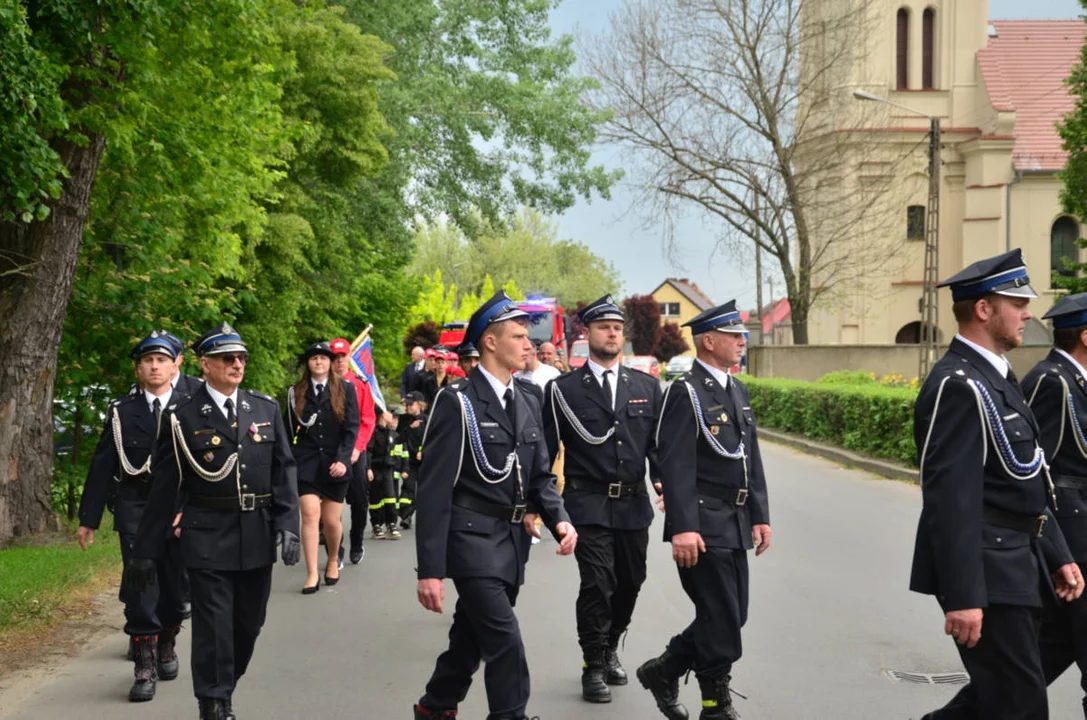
[{"x1": 215, "y1": 353, "x2": 249, "y2": 365}]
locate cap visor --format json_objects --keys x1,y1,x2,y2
[
  {"x1": 588, "y1": 312, "x2": 625, "y2": 323},
  {"x1": 205, "y1": 343, "x2": 248, "y2": 355},
  {"x1": 712, "y1": 327, "x2": 748, "y2": 334},
  {"x1": 493, "y1": 308, "x2": 529, "y2": 323},
  {"x1": 996, "y1": 284, "x2": 1039, "y2": 299}
]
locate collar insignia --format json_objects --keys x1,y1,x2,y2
[
  {"x1": 241, "y1": 399, "x2": 251, "y2": 412},
  {"x1": 200, "y1": 403, "x2": 212, "y2": 415}
]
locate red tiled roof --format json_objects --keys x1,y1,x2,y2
[
  {"x1": 978, "y1": 20, "x2": 1087, "y2": 171},
  {"x1": 762, "y1": 298, "x2": 791, "y2": 336}
]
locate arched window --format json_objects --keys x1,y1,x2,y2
[
  {"x1": 1052, "y1": 216, "x2": 1080, "y2": 278},
  {"x1": 922, "y1": 8, "x2": 936, "y2": 89},
  {"x1": 896, "y1": 9, "x2": 910, "y2": 89}
]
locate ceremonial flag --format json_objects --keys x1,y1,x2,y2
[{"x1": 349, "y1": 328, "x2": 387, "y2": 412}]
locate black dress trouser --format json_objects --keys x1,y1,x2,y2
[
  {"x1": 666, "y1": 547, "x2": 748, "y2": 681},
  {"x1": 345, "y1": 454, "x2": 369, "y2": 550},
  {"x1": 421, "y1": 577, "x2": 530, "y2": 719},
  {"x1": 399, "y1": 463, "x2": 419, "y2": 521},
  {"x1": 119, "y1": 532, "x2": 185, "y2": 637},
  {"x1": 573, "y1": 524, "x2": 649, "y2": 658},
  {"x1": 187, "y1": 566, "x2": 273, "y2": 700},
  {"x1": 923, "y1": 604, "x2": 1047, "y2": 720},
  {"x1": 1041, "y1": 595, "x2": 1087, "y2": 717}
]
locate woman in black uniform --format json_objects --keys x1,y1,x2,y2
[{"x1": 287, "y1": 342, "x2": 359, "y2": 593}]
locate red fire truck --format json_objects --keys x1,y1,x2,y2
[{"x1": 436, "y1": 297, "x2": 567, "y2": 356}]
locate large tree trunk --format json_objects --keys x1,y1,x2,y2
[{"x1": 0, "y1": 132, "x2": 106, "y2": 544}]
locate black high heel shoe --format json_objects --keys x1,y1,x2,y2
[
  {"x1": 323, "y1": 573, "x2": 339, "y2": 587},
  {"x1": 302, "y1": 578, "x2": 320, "y2": 595}
]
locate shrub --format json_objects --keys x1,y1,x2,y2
[
  {"x1": 743, "y1": 376, "x2": 918, "y2": 466},
  {"x1": 816, "y1": 370, "x2": 878, "y2": 386}
]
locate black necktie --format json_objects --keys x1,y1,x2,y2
[
  {"x1": 224, "y1": 398, "x2": 236, "y2": 428},
  {"x1": 152, "y1": 398, "x2": 162, "y2": 432},
  {"x1": 601, "y1": 370, "x2": 614, "y2": 410},
  {"x1": 1007, "y1": 368, "x2": 1024, "y2": 398},
  {"x1": 504, "y1": 388, "x2": 516, "y2": 429},
  {"x1": 316, "y1": 383, "x2": 324, "y2": 399}
]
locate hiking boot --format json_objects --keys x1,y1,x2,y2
[
  {"x1": 606, "y1": 643, "x2": 628, "y2": 685},
  {"x1": 198, "y1": 697, "x2": 229, "y2": 719},
  {"x1": 698, "y1": 676, "x2": 740, "y2": 719},
  {"x1": 372, "y1": 524, "x2": 386, "y2": 539},
  {"x1": 582, "y1": 651, "x2": 612, "y2": 703},
  {"x1": 128, "y1": 634, "x2": 158, "y2": 702},
  {"x1": 157, "y1": 625, "x2": 180, "y2": 680},
  {"x1": 636, "y1": 649, "x2": 689, "y2": 720}
]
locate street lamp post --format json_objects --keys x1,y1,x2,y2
[{"x1": 853, "y1": 90, "x2": 942, "y2": 381}]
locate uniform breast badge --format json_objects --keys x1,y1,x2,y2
[
  {"x1": 211, "y1": 436, "x2": 221, "y2": 446},
  {"x1": 204, "y1": 452, "x2": 215, "y2": 462}
]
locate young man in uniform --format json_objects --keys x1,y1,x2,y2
[
  {"x1": 78, "y1": 332, "x2": 190, "y2": 702},
  {"x1": 543, "y1": 295, "x2": 663, "y2": 704},
  {"x1": 638, "y1": 300, "x2": 771, "y2": 720},
  {"x1": 911, "y1": 249, "x2": 1083, "y2": 720},
  {"x1": 330, "y1": 337, "x2": 377, "y2": 565},
  {"x1": 413, "y1": 291, "x2": 578, "y2": 720},
  {"x1": 124, "y1": 322, "x2": 301, "y2": 720},
  {"x1": 1025, "y1": 292, "x2": 1087, "y2": 716}
]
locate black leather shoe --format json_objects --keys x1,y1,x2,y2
[
  {"x1": 302, "y1": 578, "x2": 320, "y2": 595},
  {"x1": 350, "y1": 546, "x2": 365, "y2": 564},
  {"x1": 324, "y1": 574, "x2": 340, "y2": 587},
  {"x1": 413, "y1": 703, "x2": 458, "y2": 719},
  {"x1": 128, "y1": 635, "x2": 158, "y2": 702},
  {"x1": 157, "y1": 626, "x2": 180, "y2": 681},
  {"x1": 198, "y1": 697, "x2": 229, "y2": 719},
  {"x1": 225, "y1": 697, "x2": 236, "y2": 720},
  {"x1": 582, "y1": 657, "x2": 612, "y2": 703},
  {"x1": 606, "y1": 644, "x2": 628, "y2": 685},
  {"x1": 636, "y1": 650, "x2": 689, "y2": 720}
]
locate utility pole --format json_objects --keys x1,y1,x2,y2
[
  {"x1": 919, "y1": 117, "x2": 941, "y2": 380},
  {"x1": 755, "y1": 195, "x2": 764, "y2": 321}
]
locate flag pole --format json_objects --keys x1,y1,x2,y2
[{"x1": 349, "y1": 324, "x2": 373, "y2": 352}]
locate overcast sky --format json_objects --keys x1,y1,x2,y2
[{"x1": 547, "y1": 0, "x2": 1085, "y2": 309}]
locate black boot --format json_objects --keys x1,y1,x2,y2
[
  {"x1": 605, "y1": 642, "x2": 628, "y2": 685},
  {"x1": 413, "y1": 704, "x2": 457, "y2": 719},
  {"x1": 225, "y1": 697, "x2": 236, "y2": 720},
  {"x1": 636, "y1": 649, "x2": 689, "y2": 720},
  {"x1": 198, "y1": 697, "x2": 229, "y2": 719},
  {"x1": 128, "y1": 634, "x2": 158, "y2": 702},
  {"x1": 697, "y1": 676, "x2": 740, "y2": 720},
  {"x1": 581, "y1": 650, "x2": 612, "y2": 703},
  {"x1": 157, "y1": 625, "x2": 180, "y2": 680}
]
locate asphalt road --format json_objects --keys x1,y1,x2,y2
[{"x1": 1, "y1": 442, "x2": 1083, "y2": 719}]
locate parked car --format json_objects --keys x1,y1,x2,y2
[
  {"x1": 664, "y1": 355, "x2": 695, "y2": 380},
  {"x1": 623, "y1": 355, "x2": 661, "y2": 379},
  {"x1": 569, "y1": 338, "x2": 589, "y2": 369}
]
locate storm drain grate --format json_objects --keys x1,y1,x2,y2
[{"x1": 885, "y1": 670, "x2": 970, "y2": 685}]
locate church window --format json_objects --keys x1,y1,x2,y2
[
  {"x1": 922, "y1": 9, "x2": 936, "y2": 89},
  {"x1": 896, "y1": 9, "x2": 910, "y2": 89},
  {"x1": 1052, "y1": 216, "x2": 1080, "y2": 278}
]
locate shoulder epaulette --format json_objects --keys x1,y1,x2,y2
[
  {"x1": 164, "y1": 394, "x2": 193, "y2": 414},
  {"x1": 448, "y1": 380, "x2": 466, "y2": 391},
  {"x1": 245, "y1": 389, "x2": 277, "y2": 403},
  {"x1": 110, "y1": 394, "x2": 139, "y2": 408}
]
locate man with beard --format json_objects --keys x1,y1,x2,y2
[
  {"x1": 124, "y1": 322, "x2": 301, "y2": 720},
  {"x1": 413, "y1": 291, "x2": 577, "y2": 720},
  {"x1": 543, "y1": 295, "x2": 663, "y2": 704},
  {"x1": 911, "y1": 249, "x2": 1084, "y2": 720}
]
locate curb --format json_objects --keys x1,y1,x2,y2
[{"x1": 759, "y1": 428, "x2": 919, "y2": 484}]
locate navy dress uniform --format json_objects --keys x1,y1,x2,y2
[
  {"x1": 911, "y1": 250, "x2": 1076, "y2": 720},
  {"x1": 125, "y1": 323, "x2": 300, "y2": 720},
  {"x1": 542, "y1": 294, "x2": 662, "y2": 702},
  {"x1": 637, "y1": 300, "x2": 769, "y2": 720},
  {"x1": 414, "y1": 292, "x2": 571, "y2": 720},
  {"x1": 1024, "y1": 293, "x2": 1087, "y2": 715},
  {"x1": 286, "y1": 342, "x2": 360, "y2": 504},
  {"x1": 79, "y1": 332, "x2": 189, "y2": 701}
]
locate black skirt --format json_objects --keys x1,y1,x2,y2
[{"x1": 298, "y1": 479, "x2": 349, "y2": 503}]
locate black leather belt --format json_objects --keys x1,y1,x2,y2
[
  {"x1": 982, "y1": 505, "x2": 1047, "y2": 537},
  {"x1": 188, "y1": 493, "x2": 272, "y2": 512},
  {"x1": 453, "y1": 492, "x2": 526, "y2": 523},
  {"x1": 697, "y1": 482, "x2": 749, "y2": 507},
  {"x1": 1052, "y1": 474, "x2": 1087, "y2": 491},
  {"x1": 566, "y1": 477, "x2": 645, "y2": 499}
]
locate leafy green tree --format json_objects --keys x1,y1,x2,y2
[{"x1": 1058, "y1": 12, "x2": 1087, "y2": 292}]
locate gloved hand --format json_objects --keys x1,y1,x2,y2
[
  {"x1": 122, "y1": 558, "x2": 158, "y2": 595},
  {"x1": 278, "y1": 529, "x2": 300, "y2": 566}
]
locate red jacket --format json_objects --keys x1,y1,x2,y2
[{"x1": 343, "y1": 369, "x2": 376, "y2": 453}]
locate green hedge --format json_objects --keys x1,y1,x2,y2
[{"x1": 743, "y1": 376, "x2": 918, "y2": 466}]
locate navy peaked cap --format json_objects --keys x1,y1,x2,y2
[
  {"x1": 465, "y1": 292, "x2": 529, "y2": 347},
  {"x1": 193, "y1": 322, "x2": 247, "y2": 357},
  {"x1": 578, "y1": 294, "x2": 625, "y2": 324},
  {"x1": 937, "y1": 248, "x2": 1038, "y2": 302},
  {"x1": 683, "y1": 300, "x2": 745, "y2": 335}
]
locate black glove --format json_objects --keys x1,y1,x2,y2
[
  {"x1": 122, "y1": 558, "x2": 157, "y2": 596},
  {"x1": 278, "y1": 529, "x2": 300, "y2": 566}
]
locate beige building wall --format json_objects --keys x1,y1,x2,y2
[
  {"x1": 801, "y1": 0, "x2": 1081, "y2": 347},
  {"x1": 651, "y1": 283, "x2": 703, "y2": 357}
]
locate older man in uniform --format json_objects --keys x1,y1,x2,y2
[
  {"x1": 1021, "y1": 292, "x2": 1087, "y2": 716},
  {"x1": 911, "y1": 249, "x2": 1084, "y2": 720},
  {"x1": 413, "y1": 291, "x2": 578, "y2": 720},
  {"x1": 78, "y1": 332, "x2": 191, "y2": 702},
  {"x1": 637, "y1": 300, "x2": 770, "y2": 720},
  {"x1": 124, "y1": 322, "x2": 301, "y2": 720},
  {"x1": 542, "y1": 295, "x2": 662, "y2": 704}
]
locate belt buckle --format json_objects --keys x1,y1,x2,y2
[
  {"x1": 241, "y1": 493, "x2": 256, "y2": 512},
  {"x1": 607, "y1": 483, "x2": 623, "y2": 499},
  {"x1": 510, "y1": 505, "x2": 526, "y2": 523},
  {"x1": 735, "y1": 488, "x2": 749, "y2": 507},
  {"x1": 1035, "y1": 514, "x2": 1048, "y2": 538}
]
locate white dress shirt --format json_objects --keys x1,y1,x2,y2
[
  {"x1": 695, "y1": 358, "x2": 732, "y2": 389},
  {"x1": 204, "y1": 384, "x2": 240, "y2": 420},
  {"x1": 477, "y1": 364, "x2": 514, "y2": 409},
  {"x1": 311, "y1": 377, "x2": 329, "y2": 396},
  {"x1": 518, "y1": 362, "x2": 561, "y2": 391},
  {"x1": 955, "y1": 334, "x2": 1010, "y2": 379},
  {"x1": 144, "y1": 387, "x2": 173, "y2": 413},
  {"x1": 586, "y1": 358, "x2": 621, "y2": 410}
]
